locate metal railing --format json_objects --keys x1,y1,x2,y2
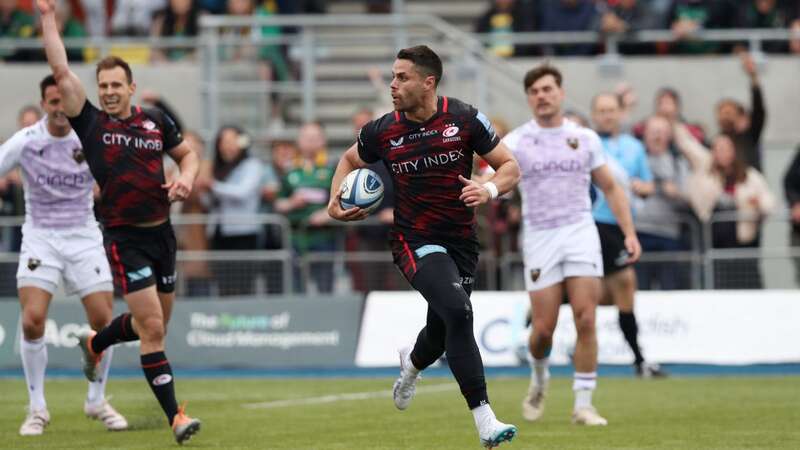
[{"x1": 0, "y1": 208, "x2": 794, "y2": 298}]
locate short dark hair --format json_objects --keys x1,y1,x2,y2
[
  {"x1": 524, "y1": 64, "x2": 562, "y2": 91},
  {"x1": 95, "y1": 56, "x2": 133, "y2": 84},
  {"x1": 40, "y1": 74, "x2": 57, "y2": 100},
  {"x1": 396, "y1": 45, "x2": 443, "y2": 87}
]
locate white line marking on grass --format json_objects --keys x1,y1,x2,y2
[{"x1": 242, "y1": 383, "x2": 458, "y2": 409}]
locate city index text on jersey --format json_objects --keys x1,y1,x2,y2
[{"x1": 102, "y1": 133, "x2": 163, "y2": 151}]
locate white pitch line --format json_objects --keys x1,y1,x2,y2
[{"x1": 242, "y1": 383, "x2": 458, "y2": 410}]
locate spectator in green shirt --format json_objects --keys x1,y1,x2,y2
[
  {"x1": 0, "y1": 0, "x2": 35, "y2": 61},
  {"x1": 275, "y1": 122, "x2": 335, "y2": 293}
]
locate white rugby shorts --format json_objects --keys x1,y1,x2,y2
[
  {"x1": 17, "y1": 224, "x2": 113, "y2": 297},
  {"x1": 521, "y1": 219, "x2": 603, "y2": 292}
]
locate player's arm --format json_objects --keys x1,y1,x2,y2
[
  {"x1": 460, "y1": 142, "x2": 520, "y2": 208},
  {"x1": 37, "y1": 0, "x2": 86, "y2": 117},
  {"x1": 165, "y1": 141, "x2": 200, "y2": 202},
  {"x1": 327, "y1": 143, "x2": 370, "y2": 222},
  {"x1": 592, "y1": 164, "x2": 642, "y2": 263},
  {"x1": 0, "y1": 130, "x2": 26, "y2": 176}
]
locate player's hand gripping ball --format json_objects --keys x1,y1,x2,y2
[{"x1": 339, "y1": 168, "x2": 384, "y2": 214}]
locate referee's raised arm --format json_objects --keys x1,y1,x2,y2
[{"x1": 37, "y1": 0, "x2": 86, "y2": 117}]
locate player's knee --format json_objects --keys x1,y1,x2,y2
[
  {"x1": 532, "y1": 321, "x2": 555, "y2": 341},
  {"x1": 21, "y1": 313, "x2": 46, "y2": 339},
  {"x1": 573, "y1": 309, "x2": 596, "y2": 335},
  {"x1": 87, "y1": 315, "x2": 111, "y2": 332},
  {"x1": 137, "y1": 316, "x2": 165, "y2": 343}
]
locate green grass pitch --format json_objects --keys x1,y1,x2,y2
[{"x1": 0, "y1": 376, "x2": 798, "y2": 449}]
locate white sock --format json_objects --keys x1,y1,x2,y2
[
  {"x1": 471, "y1": 403, "x2": 496, "y2": 433},
  {"x1": 87, "y1": 346, "x2": 113, "y2": 406},
  {"x1": 21, "y1": 337, "x2": 48, "y2": 411},
  {"x1": 403, "y1": 351, "x2": 420, "y2": 377},
  {"x1": 531, "y1": 357, "x2": 550, "y2": 388},
  {"x1": 573, "y1": 372, "x2": 597, "y2": 410}
]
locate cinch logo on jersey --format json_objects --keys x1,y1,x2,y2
[
  {"x1": 34, "y1": 173, "x2": 91, "y2": 187},
  {"x1": 102, "y1": 133, "x2": 163, "y2": 151},
  {"x1": 391, "y1": 149, "x2": 465, "y2": 174},
  {"x1": 531, "y1": 159, "x2": 585, "y2": 174}
]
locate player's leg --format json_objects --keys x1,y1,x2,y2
[
  {"x1": 18, "y1": 285, "x2": 53, "y2": 436},
  {"x1": 152, "y1": 225, "x2": 201, "y2": 443},
  {"x1": 565, "y1": 276, "x2": 606, "y2": 426},
  {"x1": 79, "y1": 289, "x2": 128, "y2": 431},
  {"x1": 522, "y1": 282, "x2": 562, "y2": 422},
  {"x1": 409, "y1": 252, "x2": 516, "y2": 447},
  {"x1": 62, "y1": 228, "x2": 128, "y2": 430}
]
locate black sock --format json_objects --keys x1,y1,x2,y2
[
  {"x1": 91, "y1": 313, "x2": 139, "y2": 354},
  {"x1": 619, "y1": 311, "x2": 644, "y2": 365},
  {"x1": 141, "y1": 351, "x2": 179, "y2": 425}
]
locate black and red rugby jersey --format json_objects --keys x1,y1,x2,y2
[
  {"x1": 68, "y1": 100, "x2": 182, "y2": 227},
  {"x1": 357, "y1": 96, "x2": 499, "y2": 241}
]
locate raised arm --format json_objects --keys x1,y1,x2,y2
[
  {"x1": 672, "y1": 122, "x2": 712, "y2": 172},
  {"x1": 37, "y1": 0, "x2": 86, "y2": 117}
]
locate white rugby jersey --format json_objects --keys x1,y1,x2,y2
[
  {"x1": 503, "y1": 118, "x2": 605, "y2": 231},
  {"x1": 0, "y1": 117, "x2": 95, "y2": 229}
]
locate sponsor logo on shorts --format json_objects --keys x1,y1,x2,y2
[
  {"x1": 530, "y1": 269, "x2": 541, "y2": 283},
  {"x1": 152, "y1": 374, "x2": 172, "y2": 386},
  {"x1": 161, "y1": 273, "x2": 176, "y2": 286},
  {"x1": 27, "y1": 258, "x2": 41, "y2": 271},
  {"x1": 127, "y1": 266, "x2": 153, "y2": 282}
]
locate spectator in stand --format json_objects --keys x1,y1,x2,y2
[
  {"x1": 199, "y1": 0, "x2": 226, "y2": 13},
  {"x1": 17, "y1": 105, "x2": 42, "y2": 129},
  {"x1": 275, "y1": 122, "x2": 335, "y2": 293},
  {"x1": 72, "y1": 0, "x2": 110, "y2": 37},
  {"x1": 276, "y1": 0, "x2": 326, "y2": 14},
  {"x1": 537, "y1": 0, "x2": 598, "y2": 55},
  {"x1": 735, "y1": 0, "x2": 795, "y2": 53},
  {"x1": 176, "y1": 131, "x2": 212, "y2": 297},
  {"x1": 110, "y1": 0, "x2": 166, "y2": 36},
  {"x1": 258, "y1": 140, "x2": 297, "y2": 294},
  {"x1": 151, "y1": 0, "x2": 201, "y2": 62},
  {"x1": 345, "y1": 106, "x2": 396, "y2": 292},
  {"x1": 632, "y1": 87, "x2": 705, "y2": 143},
  {"x1": 635, "y1": 115, "x2": 690, "y2": 290},
  {"x1": 474, "y1": 0, "x2": 537, "y2": 57},
  {"x1": 594, "y1": 0, "x2": 663, "y2": 54},
  {"x1": 673, "y1": 123, "x2": 775, "y2": 289},
  {"x1": 783, "y1": 144, "x2": 800, "y2": 285},
  {"x1": 199, "y1": 126, "x2": 264, "y2": 296},
  {"x1": 0, "y1": 0, "x2": 35, "y2": 61},
  {"x1": 716, "y1": 51, "x2": 766, "y2": 172},
  {"x1": 666, "y1": 0, "x2": 736, "y2": 54}
]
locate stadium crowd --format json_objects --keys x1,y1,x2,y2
[{"x1": 1, "y1": 0, "x2": 799, "y2": 295}]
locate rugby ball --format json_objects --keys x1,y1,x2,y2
[{"x1": 339, "y1": 168, "x2": 385, "y2": 213}]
